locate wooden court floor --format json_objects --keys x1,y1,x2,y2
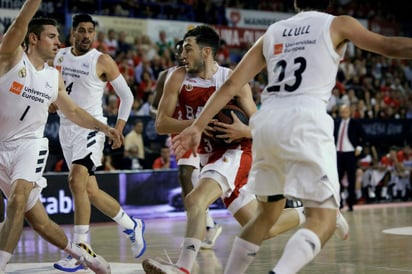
[{"x1": 6, "y1": 202, "x2": 412, "y2": 274}]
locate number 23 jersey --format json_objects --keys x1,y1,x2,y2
[
  {"x1": 0, "y1": 53, "x2": 58, "y2": 142},
  {"x1": 262, "y1": 11, "x2": 344, "y2": 103}
]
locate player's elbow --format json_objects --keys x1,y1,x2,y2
[{"x1": 155, "y1": 117, "x2": 168, "y2": 134}]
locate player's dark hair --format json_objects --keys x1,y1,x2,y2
[
  {"x1": 72, "y1": 14, "x2": 96, "y2": 29},
  {"x1": 25, "y1": 17, "x2": 58, "y2": 49},
  {"x1": 294, "y1": 0, "x2": 331, "y2": 12},
  {"x1": 175, "y1": 40, "x2": 184, "y2": 50},
  {"x1": 184, "y1": 25, "x2": 220, "y2": 57}
]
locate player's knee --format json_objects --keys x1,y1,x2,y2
[
  {"x1": 7, "y1": 193, "x2": 28, "y2": 216},
  {"x1": 184, "y1": 193, "x2": 205, "y2": 215}
]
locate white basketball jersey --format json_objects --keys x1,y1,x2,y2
[
  {"x1": 54, "y1": 47, "x2": 106, "y2": 125},
  {"x1": 0, "y1": 53, "x2": 58, "y2": 141},
  {"x1": 262, "y1": 11, "x2": 344, "y2": 104}
]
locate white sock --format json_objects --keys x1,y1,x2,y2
[
  {"x1": 112, "y1": 208, "x2": 135, "y2": 230},
  {"x1": 74, "y1": 225, "x2": 89, "y2": 243},
  {"x1": 205, "y1": 210, "x2": 215, "y2": 228},
  {"x1": 224, "y1": 237, "x2": 260, "y2": 274},
  {"x1": 272, "y1": 228, "x2": 321, "y2": 274},
  {"x1": 176, "y1": 237, "x2": 201, "y2": 272},
  {"x1": 0, "y1": 250, "x2": 12, "y2": 271}
]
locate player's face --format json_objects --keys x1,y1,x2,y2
[
  {"x1": 182, "y1": 37, "x2": 205, "y2": 74},
  {"x1": 72, "y1": 22, "x2": 95, "y2": 55},
  {"x1": 175, "y1": 44, "x2": 186, "y2": 67},
  {"x1": 36, "y1": 25, "x2": 61, "y2": 60}
]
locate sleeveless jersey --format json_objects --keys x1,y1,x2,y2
[
  {"x1": 0, "y1": 53, "x2": 58, "y2": 141},
  {"x1": 54, "y1": 47, "x2": 107, "y2": 126},
  {"x1": 178, "y1": 65, "x2": 251, "y2": 154},
  {"x1": 262, "y1": 11, "x2": 344, "y2": 104}
]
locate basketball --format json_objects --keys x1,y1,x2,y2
[{"x1": 210, "y1": 104, "x2": 249, "y2": 145}]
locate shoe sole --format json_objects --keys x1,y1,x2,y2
[
  {"x1": 134, "y1": 218, "x2": 147, "y2": 258},
  {"x1": 53, "y1": 263, "x2": 85, "y2": 272},
  {"x1": 142, "y1": 258, "x2": 168, "y2": 274}
]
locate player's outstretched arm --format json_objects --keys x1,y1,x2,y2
[
  {"x1": 54, "y1": 73, "x2": 123, "y2": 148},
  {"x1": 0, "y1": 0, "x2": 42, "y2": 75}
]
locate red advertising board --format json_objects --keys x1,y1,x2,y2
[{"x1": 214, "y1": 26, "x2": 266, "y2": 48}]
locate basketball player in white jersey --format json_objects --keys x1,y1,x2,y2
[
  {"x1": 152, "y1": 39, "x2": 223, "y2": 249},
  {"x1": 0, "y1": 1, "x2": 121, "y2": 273},
  {"x1": 173, "y1": 0, "x2": 412, "y2": 273},
  {"x1": 142, "y1": 25, "x2": 307, "y2": 274},
  {"x1": 52, "y1": 14, "x2": 144, "y2": 272}
]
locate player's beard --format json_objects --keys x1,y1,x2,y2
[
  {"x1": 187, "y1": 58, "x2": 205, "y2": 74},
  {"x1": 75, "y1": 40, "x2": 91, "y2": 55}
]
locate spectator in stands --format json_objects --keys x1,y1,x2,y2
[
  {"x1": 392, "y1": 144, "x2": 412, "y2": 200},
  {"x1": 116, "y1": 31, "x2": 132, "y2": 56},
  {"x1": 152, "y1": 145, "x2": 177, "y2": 170},
  {"x1": 155, "y1": 30, "x2": 173, "y2": 57},
  {"x1": 104, "y1": 94, "x2": 120, "y2": 116},
  {"x1": 137, "y1": 70, "x2": 156, "y2": 100},
  {"x1": 140, "y1": 34, "x2": 157, "y2": 61},
  {"x1": 92, "y1": 30, "x2": 108, "y2": 53},
  {"x1": 135, "y1": 91, "x2": 154, "y2": 116},
  {"x1": 124, "y1": 120, "x2": 146, "y2": 167},
  {"x1": 99, "y1": 155, "x2": 116, "y2": 171},
  {"x1": 123, "y1": 145, "x2": 144, "y2": 170},
  {"x1": 134, "y1": 57, "x2": 155, "y2": 85},
  {"x1": 104, "y1": 28, "x2": 118, "y2": 58}
]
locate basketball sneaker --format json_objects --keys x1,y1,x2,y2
[
  {"x1": 123, "y1": 217, "x2": 146, "y2": 258},
  {"x1": 53, "y1": 255, "x2": 85, "y2": 272},
  {"x1": 336, "y1": 210, "x2": 349, "y2": 240},
  {"x1": 142, "y1": 258, "x2": 190, "y2": 274},
  {"x1": 200, "y1": 223, "x2": 223, "y2": 249},
  {"x1": 53, "y1": 242, "x2": 111, "y2": 274},
  {"x1": 77, "y1": 242, "x2": 111, "y2": 274}
]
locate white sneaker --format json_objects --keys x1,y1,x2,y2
[
  {"x1": 142, "y1": 258, "x2": 189, "y2": 274},
  {"x1": 123, "y1": 217, "x2": 146, "y2": 258},
  {"x1": 53, "y1": 255, "x2": 86, "y2": 272},
  {"x1": 201, "y1": 224, "x2": 223, "y2": 249},
  {"x1": 77, "y1": 242, "x2": 111, "y2": 274},
  {"x1": 336, "y1": 210, "x2": 349, "y2": 240}
]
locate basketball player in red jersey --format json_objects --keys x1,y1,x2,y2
[
  {"x1": 142, "y1": 25, "x2": 306, "y2": 274},
  {"x1": 152, "y1": 40, "x2": 223, "y2": 248}
]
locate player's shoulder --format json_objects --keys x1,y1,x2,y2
[{"x1": 168, "y1": 66, "x2": 186, "y2": 79}]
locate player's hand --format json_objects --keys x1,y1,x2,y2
[
  {"x1": 213, "y1": 111, "x2": 250, "y2": 143},
  {"x1": 204, "y1": 119, "x2": 218, "y2": 138},
  {"x1": 172, "y1": 125, "x2": 202, "y2": 160},
  {"x1": 48, "y1": 102, "x2": 58, "y2": 113},
  {"x1": 107, "y1": 128, "x2": 124, "y2": 149}
]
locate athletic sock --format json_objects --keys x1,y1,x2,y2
[
  {"x1": 112, "y1": 208, "x2": 135, "y2": 230},
  {"x1": 74, "y1": 225, "x2": 89, "y2": 243},
  {"x1": 272, "y1": 228, "x2": 321, "y2": 274},
  {"x1": 0, "y1": 250, "x2": 12, "y2": 271},
  {"x1": 224, "y1": 236, "x2": 260, "y2": 274},
  {"x1": 176, "y1": 237, "x2": 201, "y2": 271}
]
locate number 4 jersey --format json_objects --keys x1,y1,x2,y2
[
  {"x1": 0, "y1": 53, "x2": 58, "y2": 141},
  {"x1": 54, "y1": 47, "x2": 106, "y2": 126},
  {"x1": 262, "y1": 11, "x2": 345, "y2": 104}
]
